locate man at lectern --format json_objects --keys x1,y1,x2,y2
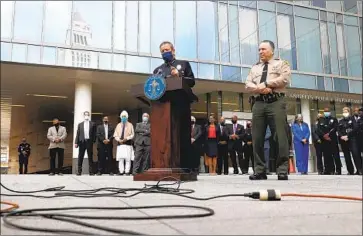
[{"x1": 153, "y1": 41, "x2": 195, "y2": 88}]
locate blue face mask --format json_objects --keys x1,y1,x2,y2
[
  {"x1": 121, "y1": 117, "x2": 127, "y2": 123},
  {"x1": 162, "y1": 51, "x2": 173, "y2": 63},
  {"x1": 324, "y1": 112, "x2": 331, "y2": 117}
]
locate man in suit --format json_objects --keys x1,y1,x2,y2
[
  {"x1": 217, "y1": 117, "x2": 229, "y2": 175},
  {"x1": 226, "y1": 115, "x2": 245, "y2": 174},
  {"x1": 242, "y1": 121, "x2": 253, "y2": 174},
  {"x1": 133, "y1": 113, "x2": 151, "y2": 175},
  {"x1": 47, "y1": 118, "x2": 67, "y2": 175},
  {"x1": 190, "y1": 116, "x2": 203, "y2": 173},
  {"x1": 96, "y1": 116, "x2": 114, "y2": 175},
  {"x1": 264, "y1": 125, "x2": 272, "y2": 174},
  {"x1": 74, "y1": 111, "x2": 97, "y2": 175}
]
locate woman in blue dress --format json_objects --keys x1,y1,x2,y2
[{"x1": 292, "y1": 114, "x2": 311, "y2": 174}]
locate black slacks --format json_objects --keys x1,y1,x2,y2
[
  {"x1": 97, "y1": 144, "x2": 113, "y2": 174},
  {"x1": 78, "y1": 140, "x2": 94, "y2": 174},
  {"x1": 19, "y1": 155, "x2": 29, "y2": 174},
  {"x1": 49, "y1": 148, "x2": 64, "y2": 174},
  {"x1": 217, "y1": 144, "x2": 228, "y2": 175}
]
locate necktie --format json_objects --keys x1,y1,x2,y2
[
  {"x1": 121, "y1": 124, "x2": 126, "y2": 140},
  {"x1": 233, "y1": 124, "x2": 236, "y2": 134},
  {"x1": 260, "y1": 63, "x2": 268, "y2": 83}
]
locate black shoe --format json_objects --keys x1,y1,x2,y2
[
  {"x1": 318, "y1": 172, "x2": 324, "y2": 175},
  {"x1": 109, "y1": 172, "x2": 114, "y2": 176},
  {"x1": 277, "y1": 174, "x2": 288, "y2": 180},
  {"x1": 96, "y1": 172, "x2": 102, "y2": 176},
  {"x1": 57, "y1": 173, "x2": 63, "y2": 176},
  {"x1": 249, "y1": 173, "x2": 267, "y2": 180},
  {"x1": 89, "y1": 173, "x2": 95, "y2": 176},
  {"x1": 49, "y1": 172, "x2": 55, "y2": 176},
  {"x1": 242, "y1": 171, "x2": 248, "y2": 175},
  {"x1": 125, "y1": 173, "x2": 130, "y2": 176},
  {"x1": 76, "y1": 172, "x2": 81, "y2": 176}
]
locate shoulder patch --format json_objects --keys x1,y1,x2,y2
[{"x1": 283, "y1": 60, "x2": 290, "y2": 66}]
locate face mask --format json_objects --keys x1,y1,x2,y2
[
  {"x1": 220, "y1": 122, "x2": 225, "y2": 126},
  {"x1": 247, "y1": 123, "x2": 251, "y2": 128},
  {"x1": 162, "y1": 51, "x2": 173, "y2": 63},
  {"x1": 84, "y1": 115, "x2": 90, "y2": 120},
  {"x1": 143, "y1": 117, "x2": 149, "y2": 122},
  {"x1": 22, "y1": 140, "x2": 26, "y2": 143},
  {"x1": 191, "y1": 121, "x2": 195, "y2": 125},
  {"x1": 104, "y1": 121, "x2": 108, "y2": 124},
  {"x1": 324, "y1": 112, "x2": 331, "y2": 117},
  {"x1": 232, "y1": 120, "x2": 237, "y2": 124},
  {"x1": 121, "y1": 117, "x2": 127, "y2": 123},
  {"x1": 54, "y1": 123, "x2": 59, "y2": 127},
  {"x1": 342, "y1": 113, "x2": 349, "y2": 118}
]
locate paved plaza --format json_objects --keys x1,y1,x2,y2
[{"x1": 1, "y1": 174, "x2": 362, "y2": 235}]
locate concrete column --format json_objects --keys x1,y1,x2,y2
[
  {"x1": 301, "y1": 99, "x2": 315, "y2": 172},
  {"x1": 72, "y1": 80, "x2": 92, "y2": 173},
  {"x1": 0, "y1": 94, "x2": 12, "y2": 174}
]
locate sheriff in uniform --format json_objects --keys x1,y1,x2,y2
[
  {"x1": 245, "y1": 40, "x2": 291, "y2": 181},
  {"x1": 18, "y1": 137, "x2": 31, "y2": 174}
]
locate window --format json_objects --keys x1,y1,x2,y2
[
  {"x1": 259, "y1": 1, "x2": 275, "y2": 11},
  {"x1": 294, "y1": 1, "x2": 311, "y2": 6},
  {"x1": 1, "y1": 42, "x2": 12, "y2": 61},
  {"x1": 277, "y1": 14, "x2": 297, "y2": 70},
  {"x1": 98, "y1": 53, "x2": 112, "y2": 70},
  {"x1": 113, "y1": 1, "x2": 126, "y2": 51},
  {"x1": 12, "y1": 44, "x2": 27, "y2": 63},
  {"x1": 317, "y1": 76, "x2": 325, "y2": 90},
  {"x1": 150, "y1": 57, "x2": 163, "y2": 73},
  {"x1": 320, "y1": 22, "x2": 331, "y2": 74},
  {"x1": 199, "y1": 63, "x2": 219, "y2": 80},
  {"x1": 241, "y1": 67, "x2": 250, "y2": 82},
  {"x1": 336, "y1": 24, "x2": 347, "y2": 75},
  {"x1": 344, "y1": 15, "x2": 358, "y2": 26},
  {"x1": 239, "y1": 1, "x2": 257, "y2": 8},
  {"x1": 259, "y1": 10, "x2": 277, "y2": 49},
  {"x1": 229, "y1": 5, "x2": 240, "y2": 64},
  {"x1": 73, "y1": 1, "x2": 112, "y2": 49},
  {"x1": 190, "y1": 62, "x2": 198, "y2": 78},
  {"x1": 343, "y1": 1, "x2": 358, "y2": 14},
  {"x1": 320, "y1": 11, "x2": 327, "y2": 21},
  {"x1": 294, "y1": 6, "x2": 319, "y2": 19},
  {"x1": 295, "y1": 17, "x2": 323, "y2": 73},
  {"x1": 126, "y1": 1, "x2": 138, "y2": 52},
  {"x1": 327, "y1": 13, "x2": 335, "y2": 22},
  {"x1": 239, "y1": 7, "x2": 258, "y2": 65},
  {"x1": 43, "y1": 1, "x2": 72, "y2": 44},
  {"x1": 13, "y1": 1, "x2": 43, "y2": 42},
  {"x1": 326, "y1": 1, "x2": 341, "y2": 11},
  {"x1": 42, "y1": 47, "x2": 56, "y2": 65},
  {"x1": 1, "y1": 1, "x2": 13, "y2": 39},
  {"x1": 219, "y1": 3, "x2": 229, "y2": 62},
  {"x1": 125, "y1": 55, "x2": 150, "y2": 73},
  {"x1": 150, "y1": 1, "x2": 173, "y2": 55},
  {"x1": 333, "y1": 78, "x2": 349, "y2": 93},
  {"x1": 27, "y1": 45, "x2": 41, "y2": 64},
  {"x1": 277, "y1": 3, "x2": 293, "y2": 15},
  {"x1": 221, "y1": 66, "x2": 241, "y2": 82},
  {"x1": 327, "y1": 23, "x2": 339, "y2": 75},
  {"x1": 112, "y1": 54, "x2": 125, "y2": 71},
  {"x1": 349, "y1": 80, "x2": 363, "y2": 94},
  {"x1": 312, "y1": 0, "x2": 326, "y2": 8},
  {"x1": 345, "y1": 26, "x2": 362, "y2": 77},
  {"x1": 197, "y1": 1, "x2": 218, "y2": 61},
  {"x1": 139, "y1": 1, "x2": 151, "y2": 54},
  {"x1": 325, "y1": 77, "x2": 333, "y2": 91},
  {"x1": 291, "y1": 74, "x2": 316, "y2": 89},
  {"x1": 175, "y1": 1, "x2": 197, "y2": 59}
]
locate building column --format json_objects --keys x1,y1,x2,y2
[
  {"x1": 0, "y1": 93, "x2": 12, "y2": 174},
  {"x1": 72, "y1": 80, "x2": 92, "y2": 174},
  {"x1": 301, "y1": 99, "x2": 314, "y2": 173}
]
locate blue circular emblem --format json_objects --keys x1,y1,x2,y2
[{"x1": 144, "y1": 75, "x2": 167, "y2": 101}]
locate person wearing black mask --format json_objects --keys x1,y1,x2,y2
[
  {"x1": 217, "y1": 117, "x2": 229, "y2": 175},
  {"x1": 242, "y1": 121, "x2": 254, "y2": 174},
  {"x1": 46, "y1": 118, "x2": 67, "y2": 175},
  {"x1": 18, "y1": 137, "x2": 31, "y2": 174},
  {"x1": 226, "y1": 115, "x2": 245, "y2": 175},
  {"x1": 96, "y1": 116, "x2": 115, "y2": 175},
  {"x1": 352, "y1": 107, "x2": 363, "y2": 160}
]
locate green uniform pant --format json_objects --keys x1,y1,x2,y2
[{"x1": 252, "y1": 97, "x2": 289, "y2": 174}]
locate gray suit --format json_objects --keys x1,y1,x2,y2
[
  {"x1": 133, "y1": 122, "x2": 151, "y2": 174},
  {"x1": 47, "y1": 125, "x2": 67, "y2": 174}
]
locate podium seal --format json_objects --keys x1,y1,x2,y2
[{"x1": 144, "y1": 74, "x2": 166, "y2": 101}]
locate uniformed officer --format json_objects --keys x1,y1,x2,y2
[
  {"x1": 315, "y1": 107, "x2": 341, "y2": 175},
  {"x1": 351, "y1": 107, "x2": 363, "y2": 159},
  {"x1": 245, "y1": 40, "x2": 291, "y2": 181},
  {"x1": 18, "y1": 137, "x2": 31, "y2": 174},
  {"x1": 312, "y1": 113, "x2": 324, "y2": 175},
  {"x1": 337, "y1": 107, "x2": 362, "y2": 175}
]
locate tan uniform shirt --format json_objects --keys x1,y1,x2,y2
[{"x1": 245, "y1": 58, "x2": 291, "y2": 96}]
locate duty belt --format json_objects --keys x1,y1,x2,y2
[{"x1": 255, "y1": 93, "x2": 285, "y2": 103}]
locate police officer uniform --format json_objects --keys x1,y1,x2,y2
[
  {"x1": 245, "y1": 58, "x2": 291, "y2": 180},
  {"x1": 18, "y1": 141, "x2": 31, "y2": 174},
  {"x1": 316, "y1": 115, "x2": 342, "y2": 175},
  {"x1": 338, "y1": 116, "x2": 362, "y2": 175},
  {"x1": 351, "y1": 108, "x2": 363, "y2": 159},
  {"x1": 242, "y1": 124, "x2": 254, "y2": 174}
]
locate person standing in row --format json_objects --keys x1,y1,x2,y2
[
  {"x1": 292, "y1": 114, "x2": 310, "y2": 175},
  {"x1": 133, "y1": 113, "x2": 151, "y2": 175},
  {"x1": 96, "y1": 116, "x2": 114, "y2": 175},
  {"x1": 245, "y1": 40, "x2": 291, "y2": 180},
  {"x1": 204, "y1": 115, "x2": 219, "y2": 175},
  {"x1": 18, "y1": 137, "x2": 31, "y2": 174},
  {"x1": 242, "y1": 121, "x2": 254, "y2": 174},
  {"x1": 312, "y1": 113, "x2": 324, "y2": 175},
  {"x1": 226, "y1": 115, "x2": 245, "y2": 175},
  {"x1": 47, "y1": 118, "x2": 67, "y2": 175},
  {"x1": 217, "y1": 117, "x2": 229, "y2": 175},
  {"x1": 352, "y1": 107, "x2": 363, "y2": 158},
  {"x1": 75, "y1": 111, "x2": 97, "y2": 176},
  {"x1": 190, "y1": 116, "x2": 203, "y2": 173},
  {"x1": 114, "y1": 110, "x2": 135, "y2": 175}
]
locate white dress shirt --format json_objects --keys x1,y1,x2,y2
[
  {"x1": 104, "y1": 124, "x2": 108, "y2": 139},
  {"x1": 84, "y1": 121, "x2": 90, "y2": 139}
]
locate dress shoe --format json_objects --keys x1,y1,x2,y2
[
  {"x1": 96, "y1": 172, "x2": 102, "y2": 176},
  {"x1": 89, "y1": 173, "x2": 95, "y2": 176},
  {"x1": 49, "y1": 172, "x2": 55, "y2": 176},
  {"x1": 76, "y1": 172, "x2": 81, "y2": 176},
  {"x1": 109, "y1": 172, "x2": 114, "y2": 176},
  {"x1": 57, "y1": 173, "x2": 63, "y2": 176},
  {"x1": 249, "y1": 173, "x2": 267, "y2": 180},
  {"x1": 277, "y1": 174, "x2": 288, "y2": 180}
]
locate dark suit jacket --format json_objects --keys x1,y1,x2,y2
[
  {"x1": 216, "y1": 124, "x2": 228, "y2": 145},
  {"x1": 226, "y1": 123, "x2": 245, "y2": 151},
  {"x1": 75, "y1": 121, "x2": 97, "y2": 144},
  {"x1": 153, "y1": 59, "x2": 195, "y2": 88},
  {"x1": 134, "y1": 122, "x2": 151, "y2": 146},
  {"x1": 191, "y1": 124, "x2": 202, "y2": 143},
  {"x1": 96, "y1": 123, "x2": 114, "y2": 149}
]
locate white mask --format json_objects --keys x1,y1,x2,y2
[
  {"x1": 342, "y1": 113, "x2": 349, "y2": 118},
  {"x1": 142, "y1": 116, "x2": 148, "y2": 122},
  {"x1": 84, "y1": 115, "x2": 90, "y2": 120}
]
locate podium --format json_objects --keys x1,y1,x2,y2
[{"x1": 130, "y1": 76, "x2": 198, "y2": 181}]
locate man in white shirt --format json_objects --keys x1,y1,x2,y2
[
  {"x1": 96, "y1": 116, "x2": 115, "y2": 175},
  {"x1": 74, "y1": 111, "x2": 96, "y2": 175}
]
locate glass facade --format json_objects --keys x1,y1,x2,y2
[{"x1": 1, "y1": 1, "x2": 362, "y2": 95}]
